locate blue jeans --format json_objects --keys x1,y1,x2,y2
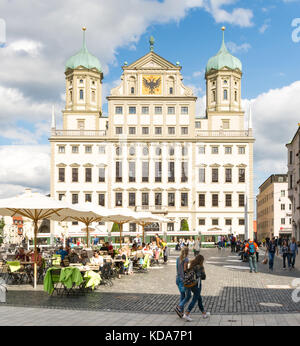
[
  {"x1": 268, "y1": 252, "x2": 275, "y2": 269},
  {"x1": 249, "y1": 254, "x2": 257, "y2": 272},
  {"x1": 176, "y1": 277, "x2": 186, "y2": 305},
  {"x1": 186, "y1": 283, "x2": 204, "y2": 313},
  {"x1": 290, "y1": 252, "x2": 297, "y2": 267}
]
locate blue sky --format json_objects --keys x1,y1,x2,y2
[{"x1": 0, "y1": 0, "x2": 299, "y2": 202}]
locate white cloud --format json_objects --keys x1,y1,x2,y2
[
  {"x1": 259, "y1": 23, "x2": 269, "y2": 33},
  {"x1": 227, "y1": 41, "x2": 251, "y2": 53},
  {"x1": 0, "y1": 146, "x2": 50, "y2": 198}
]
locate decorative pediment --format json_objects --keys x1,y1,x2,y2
[
  {"x1": 223, "y1": 164, "x2": 234, "y2": 168},
  {"x1": 209, "y1": 163, "x2": 221, "y2": 167},
  {"x1": 236, "y1": 164, "x2": 247, "y2": 168},
  {"x1": 56, "y1": 163, "x2": 67, "y2": 167},
  {"x1": 125, "y1": 52, "x2": 179, "y2": 71},
  {"x1": 83, "y1": 163, "x2": 94, "y2": 167},
  {"x1": 70, "y1": 163, "x2": 80, "y2": 167}
]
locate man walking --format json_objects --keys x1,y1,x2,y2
[
  {"x1": 244, "y1": 239, "x2": 259, "y2": 273},
  {"x1": 230, "y1": 234, "x2": 236, "y2": 253},
  {"x1": 193, "y1": 237, "x2": 201, "y2": 257},
  {"x1": 266, "y1": 237, "x2": 278, "y2": 272},
  {"x1": 289, "y1": 237, "x2": 298, "y2": 270}
]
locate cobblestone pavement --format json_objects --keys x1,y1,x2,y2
[{"x1": 1, "y1": 248, "x2": 300, "y2": 318}]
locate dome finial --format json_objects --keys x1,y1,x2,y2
[
  {"x1": 149, "y1": 36, "x2": 154, "y2": 52},
  {"x1": 82, "y1": 26, "x2": 87, "y2": 50}
]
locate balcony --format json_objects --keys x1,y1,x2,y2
[
  {"x1": 135, "y1": 205, "x2": 168, "y2": 213},
  {"x1": 195, "y1": 130, "x2": 251, "y2": 137},
  {"x1": 51, "y1": 129, "x2": 107, "y2": 137}
]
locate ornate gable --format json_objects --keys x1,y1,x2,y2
[{"x1": 124, "y1": 52, "x2": 179, "y2": 71}]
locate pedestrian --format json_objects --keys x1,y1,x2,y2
[
  {"x1": 178, "y1": 254, "x2": 210, "y2": 321},
  {"x1": 175, "y1": 247, "x2": 189, "y2": 318},
  {"x1": 217, "y1": 235, "x2": 221, "y2": 250},
  {"x1": 266, "y1": 237, "x2": 278, "y2": 272},
  {"x1": 289, "y1": 237, "x2": 298, "y2": 270},
  {"x1": 230, "y1": 234, "x2": 236, "y2": 253},
  {"x1": 244, "y1": 239, "x2": 259, "y2": 273},
  {"x1": 193, "y1": 237, "x2": 201, "y2": 257},
  {"x1": 281, "y1": 240, "x2": 290, "y2": 270}
]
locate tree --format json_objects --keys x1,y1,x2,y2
[
  {"x1": 181, "y1": 219, "x2": 189, "y2": 231},
  {"x1": 0, "y1": 217, "x2": 4, "y2": 244},
  {"x1": 111, "y1": 222, "x2": 120, "y2": 232}
]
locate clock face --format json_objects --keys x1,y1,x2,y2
[{"x1": 142, "y1": 75, "x2": 162, "y2": 95}]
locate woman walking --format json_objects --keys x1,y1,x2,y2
[
  {"x1": 175, "y1": 247, "x2": 189, "y2": 317},
  {"x1": 281, "y1": 240, "x2": 290, "y2": 270},
  {"x1": 177, "y1": 254, "x2": 210, "y2": 321}
]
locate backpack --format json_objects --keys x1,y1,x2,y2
[
  {"x1": 248, "y1": 241, "x2": 256, "y2": 254},
  {"x1": 183, "y1": 269, "x2": 197, "y2": 288}
]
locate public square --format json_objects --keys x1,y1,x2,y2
[{"x1": 1, "y1": 247, "x2": 300, "y2": 326}]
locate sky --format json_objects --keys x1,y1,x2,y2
[{"x1": 0, "y1": 0, "x2": 299, "y2": 208}]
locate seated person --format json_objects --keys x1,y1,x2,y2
[
  {"x1": 100, "y1": 242, "x2": 109, "y2": 252},
  {"x1": 27, "y1": 248, "x2": 43, "y2": 267},
  {"x1": 15, "y1": 247, "x2": 29, "y2": 262},
  {"x1": 68, "y1": 250, "x2": 80, "y2": 263},
  {"x1": 108, "y1": 242, "x2": 114, "y2": 257},
  {"x1": 79, "y1": 251, "x2": 89, "y2": 266},
  {"x1": 56, "y1": 246, "x2": 68, "y2": 260},
  {"x1": 90, "y1": 251, "x2": 104, "y2": 267}
]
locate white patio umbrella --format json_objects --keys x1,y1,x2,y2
[
  {"x1": 134, "y1": 212, "x2": 170, "y2": 243},
  {"x1": 105, "y1": 208, "x2": 138, "y2": 248},
  {"x1": 0, "y1": 189, "x2": 96, "y2": 288}
]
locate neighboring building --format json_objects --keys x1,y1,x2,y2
[
  {"x1": 49, "y1": 27, "x2": 255, "y2": 245},
  {"x1": 257, "y1": 174, "x2": 292, "y2": 240},
  {"x1": 286, "y1": 124, "x2": 300, "y2": 241},
  {"x1": 12, "y1": 216, "x2": 23, "y2": 235}
]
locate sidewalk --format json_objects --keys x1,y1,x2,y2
[{"x1": 0, "y1": 306, "x2": 300, "y2": 326}]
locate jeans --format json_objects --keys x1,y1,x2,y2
[
  {"x1": 283, "y1": 253, "x2": 290, "y2": 268},
  {"x1": 186, "y1": 284, "x2": 204, "y2": 313},
  {"x1": 176, "y1": 277, "x2": 186, "y2": 305},
  {"x1": 268, "y1": 252, "x2": 275, "y2": 269},
  {"x1": 290, "y1": 252, "x2": 297, "y2": 267},
  {"x1": 249, "y1": 254, "x2": 257, "y2": 272}
]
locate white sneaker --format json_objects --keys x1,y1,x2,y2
[
  {"x1": 183, "y1": 314, "x2": 193, "y2": 322},
  {"x1": 202, "y1": 312, "x2": 211, "y2": 319}
]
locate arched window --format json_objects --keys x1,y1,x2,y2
[
  {"x1": 234, "y1": 91, "x2": 238, "y2": 102},
  {"x1": 70, "y1": 90, "x2": 72, "y2": 102},
  {"x1": 92, "y1": 90, "x2": 96, "y2": 102},
  {"x1": 80, "y1": 89, "x2": 84, "y2": 100},
  {"x1": 212, "y1": 90, "x2": 216, "y2": 102},
  {"x1": 169, "y1": 87, "x2": 173, "y2": 95},
  {"x1": 131, "y1": 87, "x2": 135, "y2": 94},
  {"x1": 223, "y1": 89, "x2": 228, "y2": 100}
]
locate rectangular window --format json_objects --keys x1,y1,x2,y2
[
  {"x1": 85, "y1": 168, "x2": 92, "y2": 182},
  {"x1": 155, "y1": 162, "x2": 162, "y2": 182},
  {"x1": 199, "y1": 194, "x2": 205, "y2": 207},
  {"x1": 72, "y1": 146, "x2": 79, "y2": 153},
  {"x1": 99, "y1": 167, "x2": 105, "y2": 182},
  {"x1": 116, "y1": 161, "x2": 122, "y2": 182},
  {"x1": 142, "y1": 127, "x2": 149, "y2": 135},
  {"x1": 239, "y1": 194, "x2": 245, "y2": 207},
  {"x1": 142, "y1": 193, "x2": 149, "y2": 207},
  {"x1": 181, "y1": 107, "x2": 188, "y2": 115},
  {"x1": 85, "y1": 194, "x2": 92, "y2": 203},
  {"x1": 155, "y1": 193, "x2": 162, "y2": 207},
  {"x1": 225, "y1": 194, "x2": 232, "y2": 207},
  {"x1": 142, "y1": 162, "x2": 149, "y2": 182},
  {"x1": 289, "y1": 151, "x2": 293, "y2": 165},
  {"x1": 98, "y1": 145, "x2": 105, "y2": 154},
  {"x1": 167, "y1": 223, "x2": 174, "y2": 231},
  {"x1": 168, "y1": 162, "x2": 175, "y2": 182},
  {"x1": 212, "y1": 219, "x2": 219, "y2": 226},
  {"x1": 181, "y1": 162, "x2": 188, "y2": 183},
  {"x1": 181, "y1": 193, "x2": 188, "y2": 207},
  {"x1": 142, "y1": 106, "x2": 149, "y2": 114},
  {"x1": 129, "y1": 127, "x2": 136, "y2": 135},
  {"x1": 72, "y1": 194, "x2": 78, "y2": 204},
  {"x1": 212, "y1": 194, "x2": 219, "y2": 207},
  {"x1": 72, "y1": 168, "x2": 78, "y2": 182},
  {"x1": 198, "y1": 146, "x2": 205, "y2": 154},
  {"x1": 211, "y1": 146, "x2": 219, "y2": 154},
  {"x1": 238, "y1": 146, "x2": 246, "y2": 154},
  {"x1": 168, "y1": 127, "x2": 175, "y2": 135},
  {"x1": 281, "y1": 190, "x2": 285, "y2": 197},
  {"x1": 239, "y1": 169, "x2": 245, "y2": 183},
  {"x1": 85, "y1": 146, "x2": 92, "y2": 153},
  {"x1": 168, "y1": 107, "x2": 175, "y2": 114},
  {"x1": 115, "y1": 106, "x2": 123, "y2": 114},
  {"x1": 58, "y1": 146, "x2": 65, "y2": 153},
  {"x1": 98, "y1": 194, "x2": 105, "y2": 206},
  {"x1": 129, "y1": 106, "x2": 136, "y2": 114},
  {"x1": 115, "y1": 193, "x2": 122, "y2": 207},
  {"x1": 225, "y1": 219, "x2": 232, "y2": 226},
  {"x1": 129, "y1": 193, "x2": 136, "y2": 207},
  {"x1": 58, "y1": 194, "x2": 65, "y2": 201},
  {"x1": 225, "y1": 168, "x2": 232, "y2": 183},
  {"x1": 155, "y1": 106, "x2": 162, "y2": 115},
  {"x1": 168, "y1": 193, "x2": 175, "y2": 207},
  {"x1": 116, "y1": 127, "x2": 123, "y2": 134},
  {"x1": 222, "y1": 120, "x2": 230, "y2": 129},
  {"x1": 195, "y1": 121, "x2": 201, "y2": 129},
  {"x1": 199, "y1": 219, "x2": 205, "y2": 226},
  {"x1": 155, "y1": 127, "x2": 162, "y2": 135},
  {"x1": 129, "y1": 223, "x2": 136, "y2": 232},
  {"x1": 281, "y1": 204, "x2": 285, "y2": 210},
  {"x1": 181, "y1": 127, "x2": 188, "y2": 135},
  {"x1": 239, "y1": 219, "x2": 245, "y2": 226},
  {"x1": 212, "y1": 168, "x2": 219, "y2": 183},
  {"x1": 58, "y1": 168, "x2": 65, "y2": 182},
  {"x1": 199, "y1": 168, "x2": 205, "y2": 183},
  {"x1": 129, "y1": 162, "x2": 136, "y2": 182},
  {"x1": 225, "y1": 146, "x2": 232, "y2": 154}
]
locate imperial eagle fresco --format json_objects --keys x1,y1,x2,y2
[{"x1": 142, "y1": 75, "x2": 162, "y2": 95}]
